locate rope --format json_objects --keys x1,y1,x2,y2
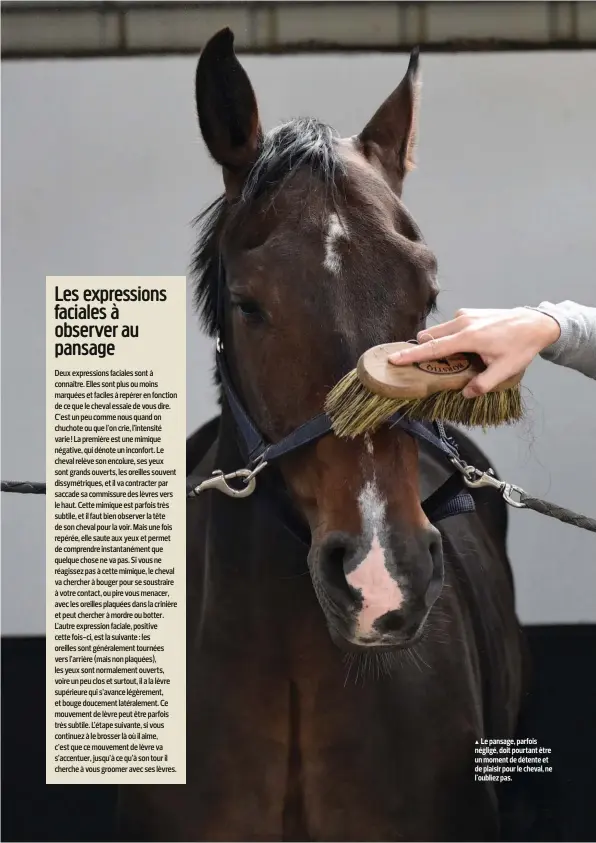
[
  {"x1": 2, "y1": 479, "x2": 209, "y2": 499},
  {"x1": 520, "y1": 494, "x2": 596, "y2": 534},
  {"x1": 2, "y1": 480, "x2": 46, "y2": 495},
  {"x1": 3, "y1": 479, "x2": 596, "y2": 533}
]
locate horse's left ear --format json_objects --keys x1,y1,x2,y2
[
  {"x1": 358, "y1": 48, "x2": 420, "y2": 194},
  {"x1": 196, "y1": 28, "x2": 263, "y2": 198}
]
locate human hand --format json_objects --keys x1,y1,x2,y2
[{"x1": 388, "y1": 307, "x2": 561, "y2": 397}]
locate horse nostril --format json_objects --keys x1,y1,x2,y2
[
  {"x1": 374, "y1": 610, "x2": 406, "y2": 634},
  {"x1": 318, "y1": 536, "x2": 355, "y2": 604}
]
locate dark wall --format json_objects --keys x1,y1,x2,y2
[{"x1": 2, "y1": 627, "x2": 595, "y2": 842}]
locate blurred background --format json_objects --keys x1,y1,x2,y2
[{"x1": 2, "y1": 2, "x2": 595, "y2": 840}]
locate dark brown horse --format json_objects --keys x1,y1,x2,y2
[{"x1": 119, "y1": 29, "x2": 525, "y2": 841}]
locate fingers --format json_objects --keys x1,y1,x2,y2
[
  {"x1": 462, "y1": 359, "x2": 518, "y2": 398},
  {"x1": 388, "y1": 333, "x2": 470, "y2": 365},
  {"x1": 417, "y1": 316, "x2": 466, "y2": 342}
]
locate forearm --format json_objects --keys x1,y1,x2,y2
[{"x1": 525, "y1": 301, "x2": 596, "y2": 380}]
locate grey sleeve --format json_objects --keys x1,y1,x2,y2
[{"x1": 524, "y1": 300, "x2": 596, "y2": 380}]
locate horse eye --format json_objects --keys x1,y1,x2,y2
[{"x1": 233, "y1": 298, "x2": 265, "y2": 322}]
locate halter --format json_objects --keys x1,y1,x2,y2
[
  {"x1": 185, "y1": 252, "x2": 481, "y2": 542},
  {"x1": 186, "y1": 280, "x2": 478, "y2": 545}
]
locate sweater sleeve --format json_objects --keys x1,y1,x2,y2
[{"x1": 524, "y1": 301, "x2": 596, "y2": 380}]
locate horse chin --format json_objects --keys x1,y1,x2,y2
[{"x1": 328, "y1": 620, "x2": 427, "y2": 654}]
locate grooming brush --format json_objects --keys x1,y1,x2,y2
[{"x1": 325, "y1": 341, "x2": 524, "y2": 439}]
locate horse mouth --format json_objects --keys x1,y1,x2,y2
[{"x1": 329, "y1": 618, "x2": 427, "y2": 653}]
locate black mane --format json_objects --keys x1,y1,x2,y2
[{"x1": 190, "y1": 117, "x2": 346, "y2": 337}]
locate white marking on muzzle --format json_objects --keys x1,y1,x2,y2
[
  {"x1": 323, "y1": 212, "x2": 347, "y2": 276},
  {"x1": 346, "y1": 479, "x2": 404, "y2": 637}
]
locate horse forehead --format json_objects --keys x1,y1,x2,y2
[
  {"x1": 235, "y1": 148, "x2": 413, "y2": 252},
  {"x1": 253, "y1": 146, "x2": 395, "y2": 231}
]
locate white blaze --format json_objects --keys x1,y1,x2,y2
[
  {"x1": 323, "y1": 212, "x2": 347, "y2": 276},
  {"x1": 346, "y1": 479, "x2": 404, "y2": 638},
  {"x1": 358, "y1": 480, "x2": 387, "y2": 537}
]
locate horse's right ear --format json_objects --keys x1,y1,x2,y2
[{"x1": 196, "y1": 28, "x2": 262, "y2": 198}]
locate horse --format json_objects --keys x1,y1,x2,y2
[{"x1": 118, "y1": 28, "x2": 526, "y2": 842}]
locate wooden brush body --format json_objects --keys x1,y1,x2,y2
[{"x1": 357, "y1": 342, "x2": 522, "y2": 400}]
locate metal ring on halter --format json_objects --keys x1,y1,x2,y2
[{"x1": 244, "y1": 457, "x2": 269, "y2": 483}]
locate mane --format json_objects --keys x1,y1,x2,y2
[{"x1": 190, "y1": 117, "x2": 346, "y2": 337}]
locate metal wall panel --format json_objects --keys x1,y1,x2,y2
[{"x1": 2, "y1": 2, "x2": 596, "y2": 59}]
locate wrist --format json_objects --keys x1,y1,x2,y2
[{"x1": 527, "y1": 308, "x2": 561, "y2": 350}]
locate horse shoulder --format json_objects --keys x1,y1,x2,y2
[{"x1": 421, "y1": 426, "x2": 526, "y2": 737}]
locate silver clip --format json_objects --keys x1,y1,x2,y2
[
  {"x1": 462, "y1": 467, "x2": 505, "y2": 491},
  {"x1": 193, "y1": 468, "x2": 257, "y2": 499},
  {"x1": 450, "y1": 459, "x2": 527, "y2": 509}
]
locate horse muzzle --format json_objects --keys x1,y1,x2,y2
[{"x1": 311, "y1": 525, "x2": 444, "y2": 650}]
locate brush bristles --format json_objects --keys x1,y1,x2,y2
[{"x1": 325, "y1": 369, "x2": 524, "y2": 439}]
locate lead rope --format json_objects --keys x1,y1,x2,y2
[
  {"x1": 2, "y1": 481, "x2": 46, "y2": 494},
  {"x1": 445, "y1": 458, "x2": 596, "y2": 534},
  {"x1": 518, "y1": 494, "x2": 596, "y2": 533}
]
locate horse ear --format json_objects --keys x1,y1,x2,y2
[
  {"x1": 358, "y1": 48, "x2": 420, "y2": 194},
  {"x1": 196, "y1": 28, "x2": 262, "y2": 198}
]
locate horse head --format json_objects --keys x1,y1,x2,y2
[{"x1": 193, "y1": 28, "x2": 443, "y2": 652}]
